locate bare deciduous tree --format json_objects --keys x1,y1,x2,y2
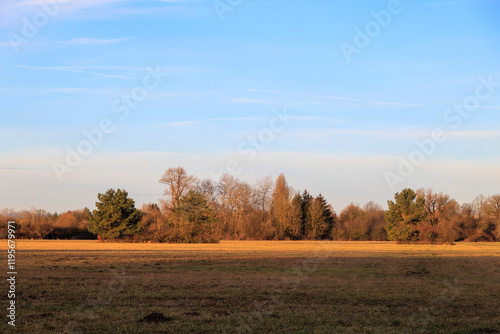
[
  {"x1": 217, "y1": 173, "x2": 238, "y2": 212},
  {"x1": 417, "y1": 188, "x2": 453, "y2": 227},
  {"x1": 472, "y1": 194, "x2": 487, "y2": 219},
  {"x1": 159, "y1": 167, "x2": 197, "y2": 212},
  {"x1": 254, "y1": 175, "x2": 274, "y2": 213},
  {"x1": 305, "y1": 195, "x2": 331, "y2": 239},
  {"x1": 485, "y1": 195, "x2": 500, "y2": 219},
  {"x1": 339, "y1": 203, "x2": 365, "y2": 241},
  {"x1": 196, "y1": 179, "x2": 220, "y2": 213}
]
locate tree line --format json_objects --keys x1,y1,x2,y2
[{"x1": 1, "y1": 167, "x2": 499, "y2": 243}]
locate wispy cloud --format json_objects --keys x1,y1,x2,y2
[
  {"x1": 282, "y1": 128, "x2": 500, "y2": 141},
  {"x1": 306, "y1": 94, "x2": 425, "y2": 107},
  {"x1": 287, "y1": 116, "x2": 343, "y2": 122},
  {"x1": 1, "y1": 37, "x2": 133, "y2": 49},
  {"x1": 158, "y1": 117, "x2": 262, "y2": 127},
  {"x1": 229, "y1": 98, "x2": 271, "y2": 104},
  {"x1": 245, "y1": 89, "x2": 424, "y2": 107},
  {"x1": 57, "y1": 37, "x2": 133, "y2": 45},
  {"x1": 416, "y1": 1, "x2": 499, "y2": 6},
  {"x1": 0, "y1": 0, "x2": 200, "y2": 27},
  {"x1": 13, "y1": 64, "x2": 133, "y2": 80},
  {"x1": 13, "y1": 64, "x2": 186, "y2": 72},
  {"x1": 0, "y1": 87, "x2": 114, "y2": 95},
  {"x1": 245, "y1": 88, "x2": 282, "y2": 94},
  {"x1": 285, "y1": 129, "x2": 413, "y2": 140},
  {"x1": 445, "y1": 130, "x2": 500, "y2": 139},
  {"x1": 12, "y1": 0, "x2": 192, "y2": 11},
  {"x1": 158, "y1": 116, "x2": 344, "y2": 127}
]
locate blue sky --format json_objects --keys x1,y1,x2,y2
[{"x1": 1, "y1": 0, "x2": 500, "y2": 212}]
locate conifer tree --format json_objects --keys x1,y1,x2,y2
[
  {"x1": 88, "y1": 189, "x2": 142, "y2": 240},
  {"x1": 384, "y1": 188, "x2": 424, "y2": 242}
]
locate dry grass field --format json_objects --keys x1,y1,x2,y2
[{"x1": 2, "y1": 240, "x2": 500, "y2": 333}]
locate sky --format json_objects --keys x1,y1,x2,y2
[{"x1": 1, "y1": 0, "x2": 500, "y2": 213}]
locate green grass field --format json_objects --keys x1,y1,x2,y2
[{"x1": 2, "y1": 241, "x2": 500, "y2": 333}]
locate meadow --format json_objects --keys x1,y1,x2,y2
[{"x1": 2, "y1": 241, "x2": 500, "y2": 333}]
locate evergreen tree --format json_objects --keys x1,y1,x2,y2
[
  {"x1": 318, "y1": 194, "x2": 335, "y2": 237},
  {"x1": 384, "y1": 188, "x2": 424, "y2": 242},
  {"x1": 305, "y1": 194, "x2": 334, "y2": 239},
  {"x1": 88, "y1": 189, "x2": 142, "y2": 240},
  {"x1": 288, "y1": 193, "x2": 304, "y2": 239},
  {"x1": 301, "y1": 190, "x2": 312, "y2": 233}
]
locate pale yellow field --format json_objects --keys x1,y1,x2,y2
[
  {"x1": 3, "y1": 240, "x2": 500, "y2": 333},
  {"x1": 10, "y1": 239, "x2": 500, "y2": 257}
]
